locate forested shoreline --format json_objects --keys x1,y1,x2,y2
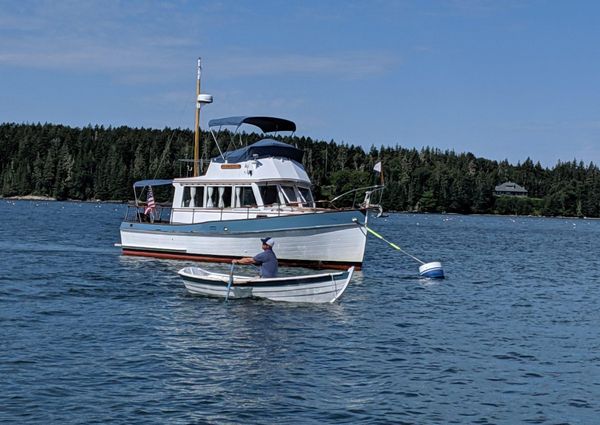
[{"x1": 1, "y1": 122, "x2": 599, "y2": 217}]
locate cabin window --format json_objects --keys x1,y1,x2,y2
[
  {"x1": 299, "y1": 187, "x2": 314, "y2": 205},
  {"x1": 193, "y1": 186, "x2": 204, "y2": 207},
  {"x1": 234, "y1": 186, "x2": 257, "y2": 207},
  {"x1": 258, "y1": 185, "x2": 280, "y2": 205},
  {"x1": 218, "y1": 186, "x2": 232, "y2": 208},
  {"x1": 206, "y1": 186, "x2": 232, "y2": 208},
  {"x1": 182, "y1": 186, "x2": 204, "y2": 207},
  {"x1": 182, "y1": 187, "x2": 191, "y2": 207},
  {"x1": 280, "y1": 185, "x2": 300, "y2": 204}
]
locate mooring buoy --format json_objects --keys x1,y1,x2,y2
[{"x1": 418, "y1": 261, "x2": 445, "y2": 279}]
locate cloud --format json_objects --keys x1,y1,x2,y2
[
  {"x1": 504, "y1": 120, "x2": 600, "y2": 133},
  {"x1": 0, "y1": 1, "x2": 399, "y2": 85},
  {"x1": 0, "y1": 33, "x2": 398, "y2": 84},
  {"x1": 212, "y1": 52, "x2": 400, "y2": 79},
  {"x1": 417, "y1": 0, "x2": 525, "y2": 19},
  {"x1": 0, "y1": 38, "x2": 182, "y2": 77},
  {"x1": 0, "y1": 0, "x2": 197, "y2": 77}
]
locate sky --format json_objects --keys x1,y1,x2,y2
[{"x1": 1, "y1": 0, "x2": 600, "y2": 167}]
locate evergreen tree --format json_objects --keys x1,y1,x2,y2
[{"x1": 2, "y1": 122, "x2": 600, "y2": 218}]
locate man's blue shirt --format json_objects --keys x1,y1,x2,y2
[{"x1": 253, "y1": 249, "x2": 278, "y2": 278}]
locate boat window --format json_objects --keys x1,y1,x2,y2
[
  {"x1": 194, "y1": 187, "x2": 204, "y2": 207},
  {"x1": 218, "y1": 186, "x2": 232, "y2": 208},
  {"x1": 258, "y1": 185, "x2": 280, "y2": 206},
  {"x1": 182, "y1": 186, "x2": 191, "y2": 207},
  {"x1": 298, "y1": 187, "x2": 314, "y2": 206},
  {"x1": 182, "y1": 186, "x2": 205, "y2": 208},
  {"x1": 206, "y1": 186, "x2": 232, "y2": 208},
  {"x1": 234, "y1": 186, "x2": 257, "y2": 207},
  {"x1": 280, "y1": 185, "x2": 299, "y2": 204}
]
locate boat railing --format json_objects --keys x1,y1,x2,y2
[
  {"x1": 125, "y1": 202, "x2": 336, "y2": 224},
  {"x1": 124, "y1": 203, "x2": 172, "y2": 223},
  {"x1": 328, "y1": 185, "x2": 385, "y2": 210},
  {"x1": 192, "y1": 204, "x2": 316, "y2": 220}
]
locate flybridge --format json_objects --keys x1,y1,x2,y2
[
  {"x1": 208, "y1": 115, "x2": 299, "y2": 164},
  {"x1": 211, "y1": 139, "x2": 304, "y2": 164}
]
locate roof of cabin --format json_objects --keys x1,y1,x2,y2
[
  {"x1": 133, "y1": 179, "x2": 173, "y2": 188},
  {"x1": 212, "y1": 139, "x2": 304, "y2": 164}
]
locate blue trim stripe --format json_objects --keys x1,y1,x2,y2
[
  {"x1": 183, "y1": 271, "x2": 350, "y2": 288},
  {"x1": 419, "y1": 267, "x2": 445, "y2": 279},
  {"x1": 121, "y1": 209, "x2": 365, "y2": 235}
]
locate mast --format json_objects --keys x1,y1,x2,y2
[
  {"x1": 193, "y1": 59, "x2": 202, "y2": 177},
  {"x1": 193, "y1": 58, "x2": 213, "y2": 177}
]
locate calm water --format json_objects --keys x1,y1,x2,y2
[{"x1": 1, "y1": 200, "x2": 599, "y2": 424}]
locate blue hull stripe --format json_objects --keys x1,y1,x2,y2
[
  {"x1": 182, "y1": 272, "x2": 350, "y2": 288},
  {"x1": 419, "y1": 268, "x2": 445, "y2": 278},
  {"x1": 121, "y1": 209, "x2": 366, "y2": 235}
]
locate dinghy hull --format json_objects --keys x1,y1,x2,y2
[{"x1": 178, "y1": 266, "x2": 354, "y2": 303}]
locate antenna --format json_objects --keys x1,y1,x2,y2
[{"x1": 193, "y1": 58, "x2": 213, "y2": 177}]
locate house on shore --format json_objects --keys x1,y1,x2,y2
[{"x1": 494, "y1": 182, "x2": 528, "y2": 197}]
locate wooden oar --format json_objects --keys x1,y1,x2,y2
[{"x1": 225, "y1": 262, "x2": 235, "y2": 301}]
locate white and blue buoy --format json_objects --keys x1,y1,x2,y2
[{"x1": 418, "y1": 261, "x2": 445, "y2": 279}]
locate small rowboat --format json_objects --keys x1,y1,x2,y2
[{"x1": 178, "y1": 266, "x2": 355, "y2": 303}]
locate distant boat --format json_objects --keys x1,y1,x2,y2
[
  {"x1": 118, "y1": 59, "x2": 383, "y2": 270},
  {"x1": 178, "y1": 266, "x2": 354, "y2": 303}
]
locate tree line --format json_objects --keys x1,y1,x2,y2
[{"x1": 1, "y1": 122, "x2": 598, "y2": 217}]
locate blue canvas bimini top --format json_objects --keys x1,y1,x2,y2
[
  {"x1": 133, "y1": 179, "x2": 173, "y2": 188},
  {"x1": 208, "y1": 116, "x2": 296, "y2": 133},
  {"x1": 213, "y1": 139, "x2": 304, "y2": 164}
]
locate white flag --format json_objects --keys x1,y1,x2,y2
[{"x1": 373, "y1": 161, "x2": 382, "y2": 173}]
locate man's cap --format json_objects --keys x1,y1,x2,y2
[{"x1": 261, "y1": 237, "x2": 275, "y2": 247}]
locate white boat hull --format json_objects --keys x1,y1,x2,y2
[
  {"x1": 120, "y1": 210, "x2": 367, "y2": 269},
  {"x1": 178, "y1": 266, "x2": 354, "y2": 303}
]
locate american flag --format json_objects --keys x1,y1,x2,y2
[{"x1": 144, "y1": 187, "x2": 156, "y2": 215}]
